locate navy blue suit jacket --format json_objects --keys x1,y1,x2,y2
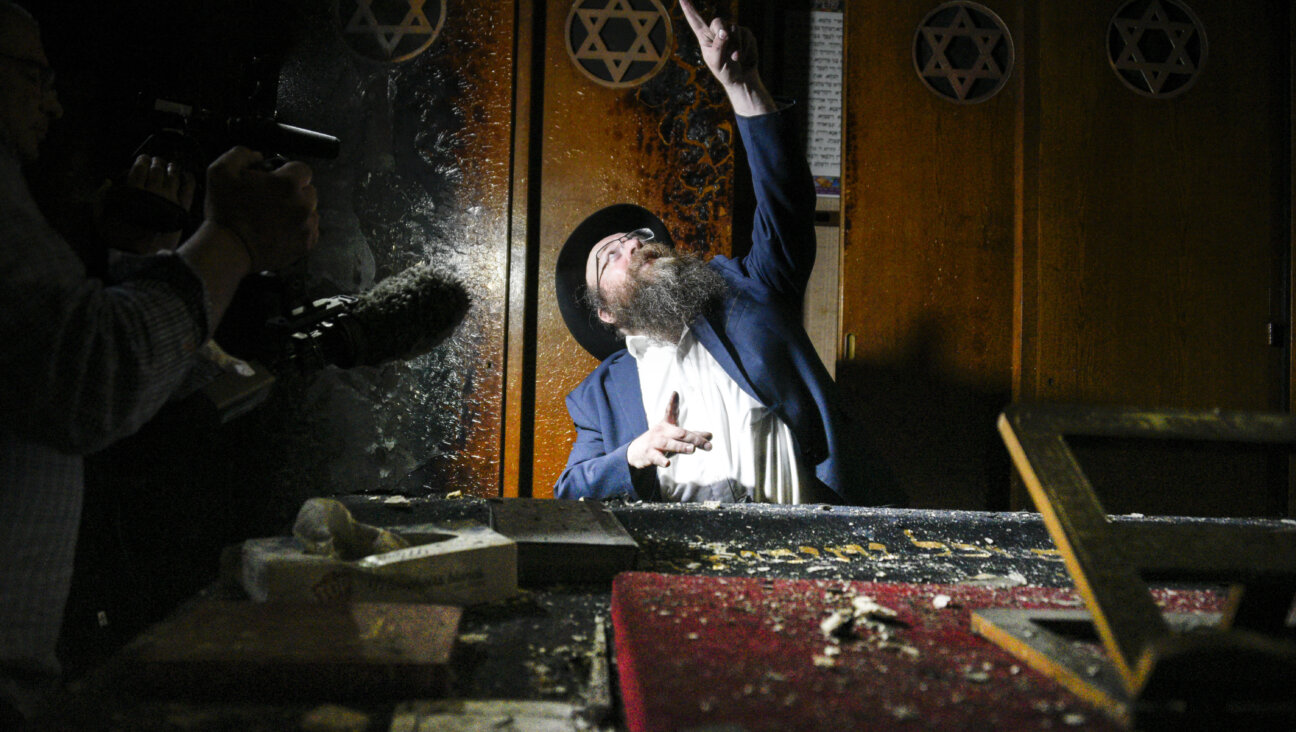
[{"x1": 555, "y1": 112, "x2": 903, "y2": 506}]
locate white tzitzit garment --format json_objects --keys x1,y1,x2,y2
[{"x1": 626, "y1": 328, "x2": 807, "y2": 503}]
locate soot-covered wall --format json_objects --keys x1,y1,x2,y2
[{"x1": 25, "y1": 0, "x2": 515, "y2": 663}]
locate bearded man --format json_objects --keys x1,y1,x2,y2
[{"x1": 552, "y1": 0, "x2": 904, "y2": 507}]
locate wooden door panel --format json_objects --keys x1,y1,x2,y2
[
  {"x1": 1021, "y1": 0, "x2": 1291, "y2": 516},
  {"x1": 529, "y1": 0, "x2": 740, "y2": 497},
  {"x1": 838, "y1": 1, "x2": 1020, "y2": 510},
  {"x1": 838, "y1": 0, "x2": 1289, "y2": 514},
  {"x1": 1028, "y1": 0, "x2": 1288, "y2": 413}
]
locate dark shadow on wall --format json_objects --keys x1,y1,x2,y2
[{"x1": 835, "y1": 316, "x2": 1013, "y2": 512}]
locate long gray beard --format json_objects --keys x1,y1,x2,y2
[{"x1": 605, "y1": 250, "x2": 728, "y2": 342}]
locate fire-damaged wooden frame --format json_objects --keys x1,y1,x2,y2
[{"x1": 976, "y1": 404, "x2": 1296, "y2": 725}]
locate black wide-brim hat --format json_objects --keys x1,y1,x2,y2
[{"x1": 555, "y1": 203, "x2": 674, "y2": 360}]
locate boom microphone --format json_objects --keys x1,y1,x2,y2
[{"x1": 274, "y1": 265, "x2": 471, "y2": 372}]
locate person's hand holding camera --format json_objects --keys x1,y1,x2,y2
[
  {"x1": 176, "y1": 146, "x2": 318, "y2": 322},
  {"x1": 202, "y1": 145, "x2": 319, "y2": 273},
  {"x1": 94, "y1": 153, "x2": 197, "y2": 255}
]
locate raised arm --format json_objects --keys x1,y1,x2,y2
[
  {"x1": 681, "y1": 0, "x2": 816, "y2": 297},
  {"x1": 679, "y1": 0, "x2": 776, "y2": 117}
]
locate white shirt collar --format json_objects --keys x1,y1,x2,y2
[{"x1": 624, "y1": 326, "x2": 691, "y2": 360}]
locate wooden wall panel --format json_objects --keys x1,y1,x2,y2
[
  {"x1": 1021, "y1": 0, "x2": 1291, "y2": 516},
  {"x1": 1027, "y1": 0, "x2": 1287, "y2": 412},
  {"x1": 528, "y1": 0, "x2": 740, "y2": 497},
  {"x1": 838, "y1": 2, "x2": 1020, "y2": 510}
]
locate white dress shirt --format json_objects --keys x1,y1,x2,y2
[{"x1": 626, "y1": 328, "x2": 807, "y2": 503}]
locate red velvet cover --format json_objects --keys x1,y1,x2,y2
[{"x1": 610, "y1": 572, "x2": 1221, "y2": 731}]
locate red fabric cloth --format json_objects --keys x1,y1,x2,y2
[{"x1": 611, "y1": 572, "x2": 1222, "y2": 731}]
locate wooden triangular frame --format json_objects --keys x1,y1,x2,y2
[{"x1": 983, "y1": 404, "x2": 1296, "y2": 723}]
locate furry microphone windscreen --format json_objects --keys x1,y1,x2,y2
[{"x1": 346, "y1": 264, "x2": 471, "y2": 367}]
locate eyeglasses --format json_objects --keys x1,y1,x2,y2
[
  {"x1": 593, "y1": 227, "x2": 656, "y2": 293},
  {"x1": 0, "y1": 52, "x2": 56, "y2": 93}
]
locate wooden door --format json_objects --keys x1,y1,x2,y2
[
  {"x1": 1022, "y1": 0, "x2": 1290, "y2": 516},
  {"x1": 838, "y1": 1, "x2": 1020, "y2": 510}
]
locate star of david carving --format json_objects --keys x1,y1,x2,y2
[
  {"x1": 1109, "y1": 0, "x2": 1204, "y2": 97},
  {"x1": 567, "y1": 0, "x2": 671, "y2": 88},
  {"x1": 915, "y1": 3, "x2": 1012, "y2": 103},
  {"x1": 343, "y1": 0, "x2": 445, "y2": 63}
]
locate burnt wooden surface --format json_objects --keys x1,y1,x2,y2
[{"x1": 114, "y1": 601, "x2": 461, "y2": 701}]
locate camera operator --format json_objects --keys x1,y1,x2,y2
[{"x1": 0, "y1": 1, "x2": 319, "y2": 723}]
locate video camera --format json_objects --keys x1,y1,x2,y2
[
  {"x1": 102, "y1": 56, "x2": 340, "y2": 233},
  {"x1": 106, "y1": 69, "x2": 353, "y2": 382},
  {"x1": 135, "y1": 96, "x2": 340, "y2": 169}
]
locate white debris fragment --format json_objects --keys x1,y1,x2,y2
[
  {"x1": 851, "y1": 595, "x2": 897, "y2": 621},
  {"x1": 887, "y1": 704, "x2": 920, "y2": 721},
  {"x1": 820, "y1": 610, "x2": 852, "y2": 638},
  {"x1": 932, "y1": 594, "x2": 952, "y2": 609},
  {"x1": 880, "y1": 642, "x2": 920, "y2": 659},
  {"x1": 963, "y1": 572, "x2": 1027, "y2": 589}
]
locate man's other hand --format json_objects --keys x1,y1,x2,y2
[
  {"x1": 204, "y1": 146, "x2": 319, "y2": 272},
  {"x1": 627, "y1": 391, "x2": 713, "y2": 469}
]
